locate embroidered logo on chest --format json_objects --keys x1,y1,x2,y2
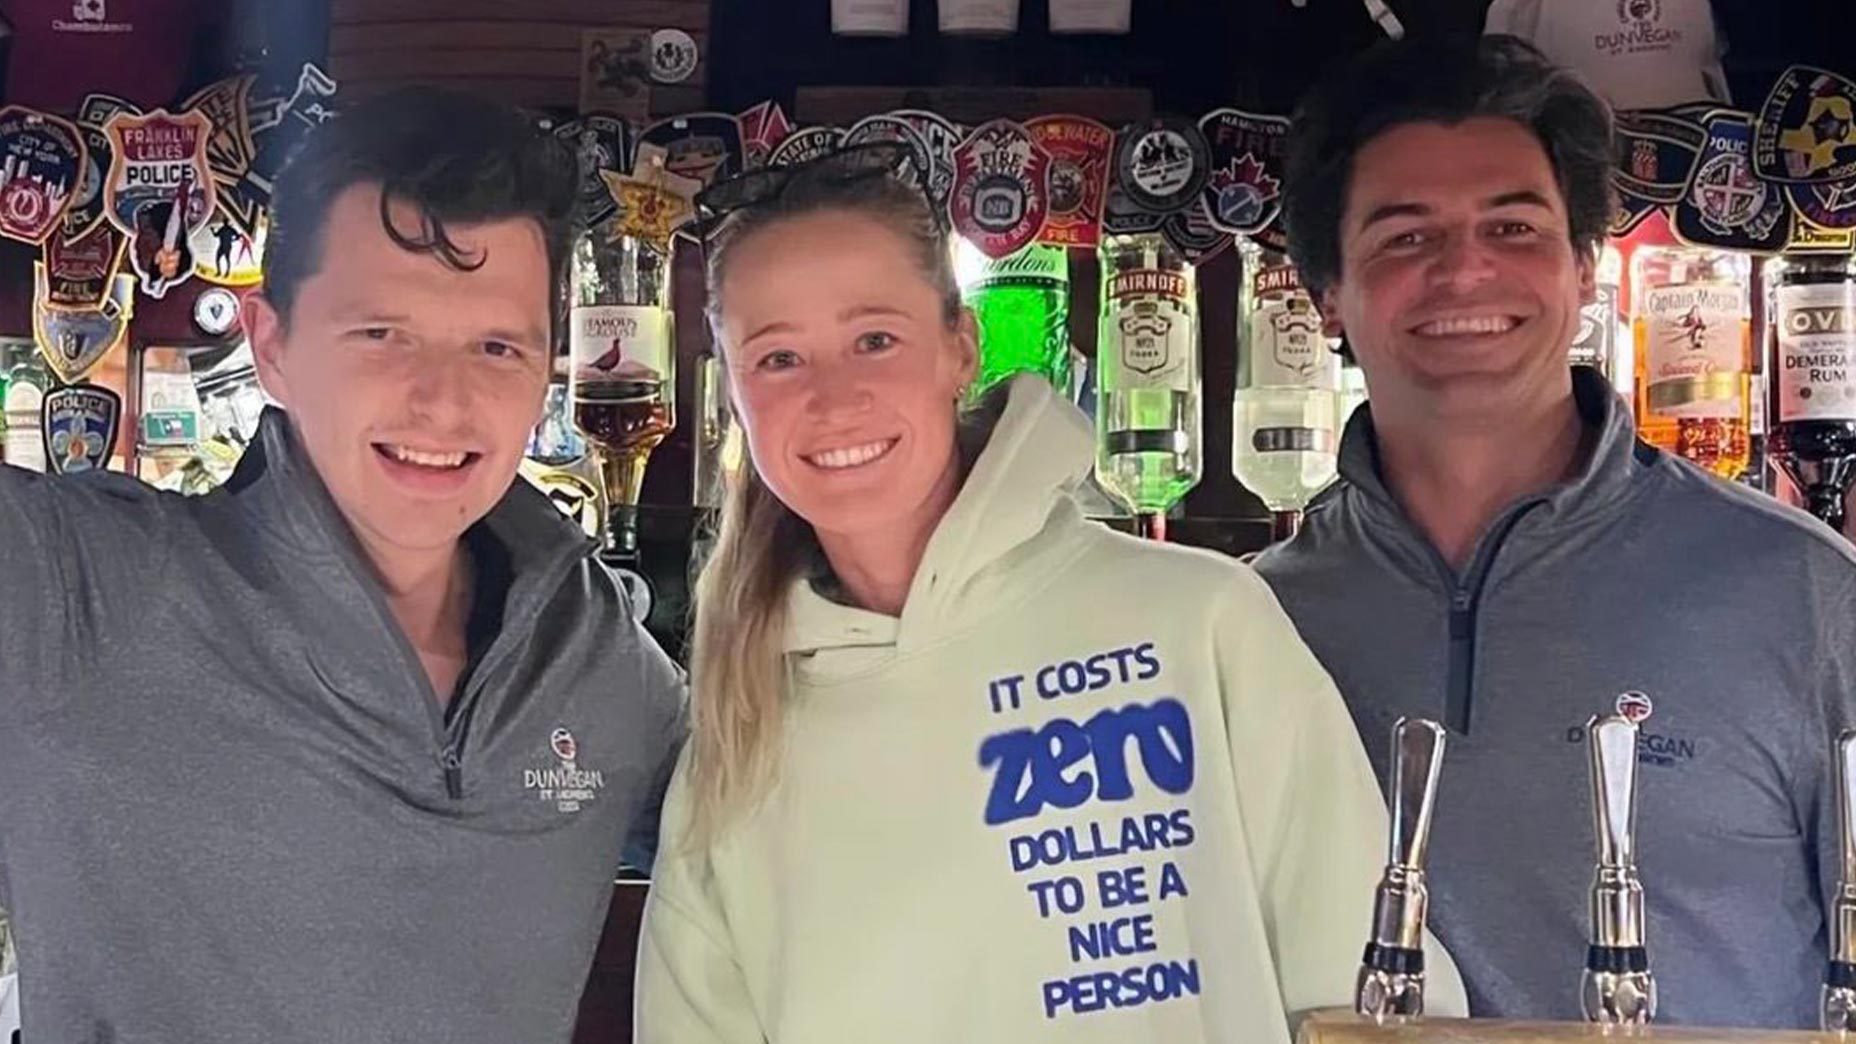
[{"x1": 522, "y1": 727, "x2": 607, "y2": 814}]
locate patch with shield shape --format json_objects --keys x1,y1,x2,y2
[
  {"x1": 102, "y1": 108, "x2": 218, "y2": 298},
  {"x1": 1674, "y1": 110, "x2": 1789, "y2": 254},
  {"x1": 1025, "y1": 114, "x2": 1111, "y2": 248},
  {"x1": 1198, "y1": 107, "x2": 1288, "y2": 236},
  {"x1": 32, "y1": 263, "x2": 134, "y2": 384},
  {"x1": 1753, "y1": 65, "x2": 1856, "y2": 184},
  {"x1": 41, "y1": 384, "x2": 122, "y2": 475},
  {"x1": 951, "y1": 119, "x2": 1052, "y2": 259},
  {"x1": 639, "y1": 113, "x2": 745, "y2": 189},
  {"x1": 42, "y1": 220, "x2": 125, "y2": 310},
  {"x1": 1610, "y1": 110, "x2": 1706, "y2": 236},
  {"x1": 0, "y1": 105, "x2": 87, "y2": 245}
]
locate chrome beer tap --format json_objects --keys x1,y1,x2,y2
[
  {"x1": 1357, "y1": 717, "x2": 1446, "y2": 1020},
  {"x1": 1581, "y1": 713, "x2": 1656, "y2": 1025},
  {"x1": 1822, "y1": 729, "x2": 1856, "y2": 1033}
]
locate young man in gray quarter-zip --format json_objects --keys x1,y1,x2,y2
[
  {"x1": 1255, "y1": 35, "x2": 1856, "y2": 1029},
  {"x1": 0, "y1": 87, "x2": 685, "y2": 1044}
]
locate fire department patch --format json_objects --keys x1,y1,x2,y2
[
  {"x1": 1025, "y1": 114, "x2": 1111, "y2": 248},
  {"x1": 0, "y1": 105, "x2": 87, "y2": 245},
  {"x1": 950, "y1": 119, "x2": 1052, "y2": 259},
  {"x1": 1198, "y1": 107, "x2": 1289, "y2": 236}
]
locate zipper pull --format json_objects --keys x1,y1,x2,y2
[{"x1": 442, "y1": 747, "x2": 463, "y2": 800}]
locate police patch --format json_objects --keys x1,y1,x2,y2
[
  {"x1": 62, "y1": 116, "x2": 118, "y2": 243},
  {"x1": 32, "y1": 264, "x2": 133, "y2": 384},
  {"x1": 1674, "y1": 110, "x2": 1789, "y2": 253},
  {"x1": 1198, "y1": 108, "x2": 1289, "y2": 236},
  {"x1": 556, "y1": 114, "x2": 631, "y2": 227},
  {"x1": 891, "y1": 109, "x2": 963, "y2": 214},
  {"x1": 40, "y1": 383, "x2": 122, "y2": 476},
  {"x1": 1160, "y1": 198, "x2": 1232, "y2": 265},
  {"x1": 1754, "y1": 65, "x2": 1856, "y2": 184},
  {"x1": 950, "y1": 119, "x2": 1051, "y2": 259},
  {"x1": 0, "y1": 105, "x2": 88, "y2": 245},
  {"x1": 1115, "y1": 116, "x2": 1210, "y2": 215},
  {"x1": 639, "y1": 113, "x2": 744, "y2": 188},
  {"x1": 103, "y1": 108, "x2": 218, "y2": 298},
  {"x1": 768, "y1": 125, "x2": 844, "y2": 168},
  {"x1": 844, "y1": 114, "x2": 932, "y2": 194},
  {"x1": 1025, "y1": 115, "x2": 1112, "y2": 248}
]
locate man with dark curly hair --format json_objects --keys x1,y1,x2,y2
[
  {"x1": 1257, "y1": 34, "x2": 1856, "y2": 1029},
  {"x1": 0, "y1": 87, "x2": 684, "y2": 1043}
]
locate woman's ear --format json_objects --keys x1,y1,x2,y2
[{"x1": 951, "y1": 305, "x2": 980, "y2": 390}]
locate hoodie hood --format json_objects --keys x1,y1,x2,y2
[{"x1": 783, "y1": 374, "x2": 1095, "y2": 656}]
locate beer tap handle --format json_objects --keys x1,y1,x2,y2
[
  {"x1": 1356, "y1": 717, "x2": 1446, "y2": 1021},
  {"x1": 1590, "y1": 715, "x2": 1638, "y2": 868},
  {"x1": 1581, "y1": 713, "x2": 1655, "y2": 1025},
  {"x1": 1389, "y1": 718, "x2": 1446, "y2": 871}
]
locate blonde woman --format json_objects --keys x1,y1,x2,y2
[{"x1": 636, "y1": 147, "x2": 1462, "y2": 1043}]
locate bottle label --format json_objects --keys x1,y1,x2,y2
[
  {"x1": 1248, "y1": 295, "x2": 1332, "y2": 389},
  {"x1": 1774, "y1": 282, "x2": 1856, "y2": 424},
  {"x1": 1643, "y1": 282, "x2": 1745, "y2": 419},
  {"x1": 571, "y1": 305, "x2": 669, "y2": 393},
  {"x1": 978, "y1": 244, "x2": 1069, "y2": 286},
  {"x1": 1107, "y1": 269, "x2": 1194, "y2": 390},
  {"x1": 1570, "y1": 283, "x2": 1618, "y2": 368},
  {"x1": 4, "y1": 382, "x2": 46, "y2": 472}
]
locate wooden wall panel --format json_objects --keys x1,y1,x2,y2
[{"x1": 327, "y1": 0, "x2": 710, "y2": 113}]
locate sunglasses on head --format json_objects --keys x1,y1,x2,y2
[{"x1": 689, "y1": 141, "x2": 927, "y2": 240}]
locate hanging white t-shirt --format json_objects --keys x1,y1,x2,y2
[{"x1": 1485, "y1": 0, "x2": 1729, "y2": 110}]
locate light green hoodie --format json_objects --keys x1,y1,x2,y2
[{"x1": 637, "y1": 375, "x2": 1463, "y2": 1042}]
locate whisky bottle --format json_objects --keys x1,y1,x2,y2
[
  {"x1": 3, "y1": 347, "x2": 49, "y2": 473},
  {"x1": 569, "y1": 224, "x2": 676, "y2": 559}
]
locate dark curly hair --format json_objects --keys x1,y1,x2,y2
[
  {"x1": 1282, "y1": 33, "x2": 1616, "y2": 300},
  {"x1": 261, "y1": 85, "x2": 577, "y2": 331}
]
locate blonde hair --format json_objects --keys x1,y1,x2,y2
[{"x1": 687, "y1": 167, "x2": 962, "y2": 842}]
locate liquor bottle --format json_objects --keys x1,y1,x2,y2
[
  {"x1": 1095, "y1": 232, "x2": 1201, "y2": 540},
  {"x1": 4, "y1": 347, "x2": 49, "y2": 473},
  {"x1": 1631, "y1": 245, "x2": 1752, "y2": 480},
  {"x1": 1744, "y1": 330, "x2": 1771, "y2": 494},
  {"x1": 959, "y1": 240, "x2": 1071, "y2": 398},
  {"x1": 569, "y1": 225, "x2": 676, "y2": 560},
  {"x1": 1233, "y1": 241, "x2": 1340, "y2": 541},
  {"x1": 1571, "y1": 243, "x2": 1622, "y2": 374},
  {"x1": 1767, "y1": 251, "x2": 1856, "y2": 533}
]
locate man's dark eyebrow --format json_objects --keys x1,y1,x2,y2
[
  {"x1": 1355, "y1": 202, "x2": 1432, "y2": 233},
  {"x1": 1486, "y1": 190, "x2": 1556, "y2": 210}
]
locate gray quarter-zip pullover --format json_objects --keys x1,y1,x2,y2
[
  {"x1": 0, "y1": 408, "x2": 685, "y2": 1044},
  {"x1": 1255, "y1": 368, "x2": 1856, "y2": 1028}
]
